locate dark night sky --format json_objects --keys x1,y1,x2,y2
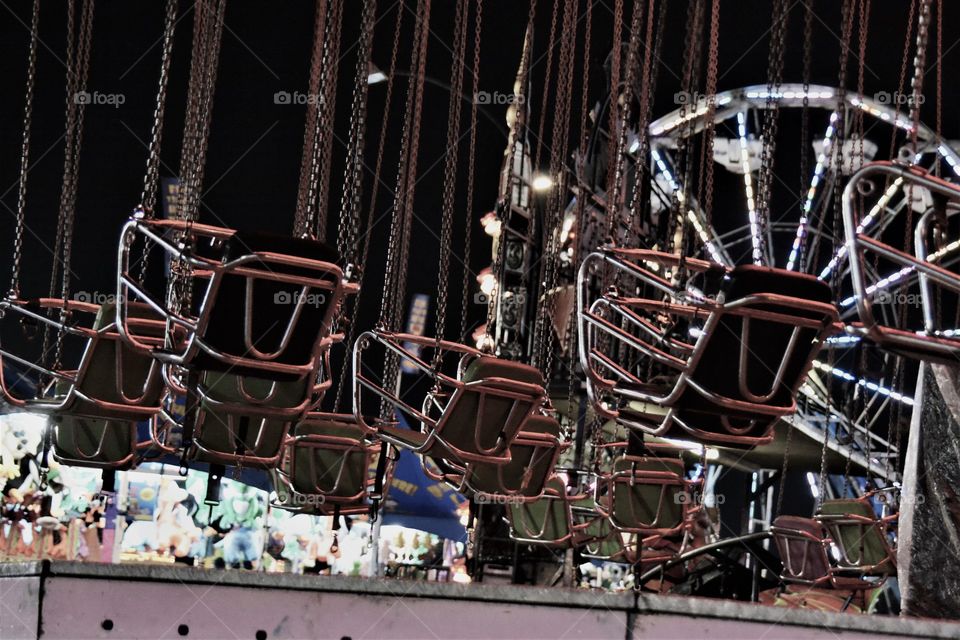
[{"x1": 0, "y1": 0, "x2": 957, "y2": 345}]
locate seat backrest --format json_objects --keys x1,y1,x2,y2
[
  {"x1": 52, "y1": 415, "x2": 136, "y2": 468},
  {"x1": 771, "y1": 515, "x2": 832, "y2": 584},
  {"x1": 462, "y1": 414, "x2": 559, "y2": 497},
  {"x1": 193, "y1": 410, "x2": 291, "y2": 463},
  {"x1": 200, "y1": 370, "x2": 311, "y2": 410},
  {"x1": 818, "y1": 499, "x2": 894, "y2": 571},
  {"x1": 686, "y1": 266, "x2": 833, "y2": 411},
  {"x1": 509, "y1": 476, "x2": 570, "y2": 544},
  {"x1": 289, "y1": 417, "x2": 369, "y2": 497},
  {"x1": 191, "y1": 231, "x2": 341, "y2": 379},
  {"x1": 610, "y1": 457, "x2": 685, "y2": 532},
  {"x1": 436, "y1": 356, "x2": 545, "y2": 456},
  {"x1": 73, "y1": 302, "x2": 163, "y2": 409}
]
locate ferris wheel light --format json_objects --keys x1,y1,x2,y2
[
  {"x1": 811, "y1": 360, "x2": 914, "y2": 405},
  {"x1": 736, "y1": 111, "x2": 763, "y2": 265},
  {"x1": 480, "y1": 211, "x2": 501, "y2": 238},
  {"x1": 477, "y1": 268, "x2": 497, "y2": 296},
  {"x1": 787, "y1": 113, "x2": 838, "y2": 271},
  {"x1": 532, "y1": 174, "x2": 555, "y2": 191}
]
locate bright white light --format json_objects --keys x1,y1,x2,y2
[
  {"x1": 819, "y1": 176, "x2": 908, "y2": 280},
  {"x1": 811, "y1": 360, "x2": 914, "y2": 405},
  {"x1": 806, "y1": 472, "x2": 820, "y2": 499},
  {"x1": 787, "y1": 113, "x2": 838, "y2": 271},
  {"x1": 477, "y1": 268, "x2": 497, "y2": 296},
  {"x1": 532, "y1": 175, "x2": 554, "y2": 192},
  {"x1": 480, "y1": 211, "x2": 501, "y2": 238},
  {"x1": 737, "y1": 112, "x2": 762, "y2": 265}
]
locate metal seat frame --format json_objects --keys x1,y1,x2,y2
[
  {"x1": 0, "y1": 298, "x2": 164, "y2": 416},
  {"x1": 353, "y1": 330, "x2": 545, "y2": 465},
  {"x1": 117, "y1": 218, "x2": 356, "y2": 379},
  {"x1": 577, "y1": 248, "x2": 839, "y2": 444},
  {"x1": 842, "y1": 161, "x2": 960, "y2": 361},
  {"x1": 594, "y1": 454, "x2": 699, "y2": 535}
]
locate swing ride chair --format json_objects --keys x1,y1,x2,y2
[
  {"x1": 453, "y1": 413, "x2": 567, "y2": 503},
  {"x1": 507, "y1": 476, "x2": 592, "y2": 546},
  {"x1": 271, "y1": 412, "x2": 383, "y2": 512},
  {"x1": 594, "y1": 454, "x2": 696, "y2": 536},
  {"x1": 842, "y1": 160, "x2": 960, "y2": 361},
  {"x1": 0, "y1": 297, "x2": 166, "y2": 469},
  {"x1": 577, "y1": 247, "x2": 839, "y2": 445},
  {"x1": 771, "y1": 514, "x2": 887, "y2": 593},
  {"x1": 352, "y1": 330, "x2": 546, "y2": 465},
  {"x1": 0, "y1": 298, "x2": 164, "y2": 413},
  {"x1": 117, "y1": 218, "x2": 356, "y2": 382},
  {"x1": 815, "y1": 491, "x2": 897, "y2": 579}
]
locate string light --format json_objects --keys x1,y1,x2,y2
[
  {"x1": 787, "y1": 113, "x2": 838, "y2": 271},
  {"x1": 811, "y1": 360, "x2": 914, "y2": 405},
  {"x1": 737, "y1": 112, "x2": 762, "y2": 265}
]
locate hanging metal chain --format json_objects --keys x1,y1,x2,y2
[
  {"x1": 534, "y1": 0, "x2": 578, "y2": 378},
  {"x1": 294, "y1": 0, "x2": 330, "y2": 237},
  {"x1": 392, "y1": 0, "x2": 431, "y2": 330},
  {"x1": 775, "y1": 420, "x2": 794, "y2": 516},
  {"x1": 909, "y1": 0, "x2": 933, "y2": 154},
  {"x1": 533, "y1": 0, "x2": 560, "y2": 173},
  {"x1": 564, "y1": 0, "x2": 591, "y2": 441},
  {"x1": 48, "y1": 0, "x2": 95, "y2": 372},
  {"x1": 755, "y1": 0, "x2": 789, "y2": 265},
  {"x1": 606, "y1": 0, "x2": 646, "y2": 246},
  {"x1": 433, "y1": 0, "x2": 470, "y2": 367},
  {"x1": 169, "y1": 0, "x2": 226, "y2": 313},
  {"x1": 9, "y1": 0, "x2": 41, "y2": 300},
  {"x1": 336, "y1": 0, "x2": 377, "y2": 269},
  {"x1": 699, "y1": 0, "x2": 720, "y2": 230},
  {"x1": 796, "y1": 0, "x2": 814, "y2": 270},
  {"x1": 459, "y1": 0, "x2": 483, "y2": 344},
  {"x1": 334, "y1": 0, "x2": 404, "y2": 413},
  {"x1": 602, "y1": 0, "x2": 625, "y2": 234},
  {"x1": 138, "y1": 0, "x2": 179, "y2": 217},
  {"x1": 627, "y1": 0, "x2": 666, "y2": 242},
  {"x1": 379, "y1": 0, "x2": 430, "y2": 330},
  {"x1": 379, "y1": 0, "x2": 431, "y2": 420},
  {"x1": 177, "y1": 0, "x2": 227, "y2": 226},
  {"x1": 313, "y1": 0, "x2": 344, "y2": 241}
]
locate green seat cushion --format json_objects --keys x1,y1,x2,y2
[
  {"x1": 200, "y1": 371, "x2": 311, "y2": 409},
  {"x1": 66, "y1": 302, "x2": 164, "y2": 417},
  {"x1": 52, "y1": 414, "x2": 135, "y2": 466},
  {"x1": 288, "y1": 417, "x2": 369, "y2": 497},
  {"x1": 819, "y1": 499, "x2": 892, "y2": 570},
  {"x1": 194, "y1": 410, "x2": 291, "y2": 462},
  {"x1": 610, "y1": 458, "x2": 684, "y2": 531},
  {"x1": 464, "y1": 415, "x2": 560, "y2": 496},
  {"x1": 509, "y1": 476, "x2": 570, "y2": 544}
]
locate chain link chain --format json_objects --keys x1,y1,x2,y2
[{"x1": 9, "y1": 0, "x2": 41, "y2": 299}]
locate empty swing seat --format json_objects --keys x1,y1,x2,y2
[
  {"x1": 51, "y1": 414, "x2": 140, "y2": 470},
  {"x1": 578, "y1": 249, "x2": 838, "y2": 448},
  {"x1": 357, "y1": 333, "x2": 547, "y2": 465},
  {"x1": 599, "y1": 456, "x2": 689, "y2": 534},
  {"x1": 62, "y1": 302, "x2": 166, "y2": 419},
  {"x1": 275, "y1": 413, "x2": 380, "y2": 503},
  {"x1": 816, "y1": 498, "x2": 896, "y2": 577},
  {"x1": 458, "y1": 413, "x2": 565, "y2": 501},
  {"x1": 771, "y1": 515, "x2": 879, "y2": 593},
  {"x1": 117, "y1": 220, "x2": 354, "y2": 381},
  {"x1": 47, "y1": 302, "x2": 166, "y2": 469},
  {"x1": 507, "y1": 476, "x2": 586, "y2": 546}
]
